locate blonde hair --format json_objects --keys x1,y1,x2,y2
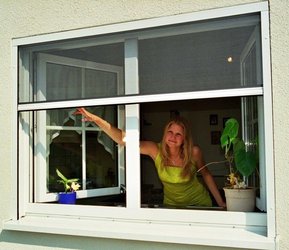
[{"x1": 160, "y1": 117, "x2": 193, "y2": 178}]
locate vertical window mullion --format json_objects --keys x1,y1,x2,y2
[
  {"x1": 261, "y1": 9, "x2": 275, "y2": 238},
  {"x1": 125, "y1": 104, "x2": 141, "y2": 208},
  {"x1": 125, "y1": 38, "x2": 139, "y2": 94},
  {"x1": 125, "y1": 38, "x2": 140, "y2": 208},
  {"x1": 81, "y1": 125, "x2": 87, "y2": 190},
  {"x1": 81, "y1": 68, "x2": 86, "y2": 190}
]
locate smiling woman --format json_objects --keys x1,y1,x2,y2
[{"x1": 75, "y1": 108, "x2": 226, "y2": 208}]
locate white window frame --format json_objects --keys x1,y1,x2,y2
[
  {"x1": 6, "y1": 2, "x2": 276, "y2": 249},
  {"x1": 240, "y1": 26, "x2": 267, "y2": 211}
]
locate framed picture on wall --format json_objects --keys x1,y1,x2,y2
[
  {"x1": 211, "y1": 131, "x2": 221, "y2": 145},
  {"x1": 210, "y1": 114, "x2": 218, "y2": 125}
]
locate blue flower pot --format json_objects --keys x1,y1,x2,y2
[{"x1": 58, "y1": 192, "x2": 77, "y2": 204}]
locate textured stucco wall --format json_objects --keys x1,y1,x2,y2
[
  {"x1": 1, "y1": 0, "x2": 288, "y2": 249},
  {"x1": 269, "y1": 1, "x2": 289, "y2": 249}
]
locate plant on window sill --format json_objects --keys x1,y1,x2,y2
[
  {"x1": 199, "y1": 118, "x2": 257, "y2": 188},
  {"x1": 199, "y1": 118, "x2": 258, "y2": 211},
  {"x1": 220, "y1": 118, "x2": 257, "y2": 189},
  {"x1": 56, "y1": 169, "x2": 80, "y2": 192},
  {"x1": 56, "y1": 169, "x2": 80, "y2": 204}
]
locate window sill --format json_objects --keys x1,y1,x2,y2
[{"x1": 4, "y1": 215, "x2": 275, "y2": 249}]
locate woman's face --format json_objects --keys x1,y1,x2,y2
[{"x1": 165, "y1": 123, "x2": 184, "y2": 148}]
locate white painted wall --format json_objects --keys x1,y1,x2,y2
[{"x1": 1, "y1": 0, "x2": 288, "y2": 249}]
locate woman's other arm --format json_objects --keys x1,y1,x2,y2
[{"x1": 192, "y1": 146, "x2": 226, "y2": 208}]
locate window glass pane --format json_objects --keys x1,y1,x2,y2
[
  {"x1": 243, "y1": 96, "x2": 260, "y2": 191},
  {"x1": 84, "y1": 68, "x2": 118, "y2": 98},
  {"x1": 48, "y1": 129, "x2": 83, "y2": 193},
  {"x1": 43, "y1": 63, "x2": 119, "y2": 101},
  {"x1": 47, "y1": 129, "x2": 118, "y2": 192},
  {"x1": 46, "y1": 63, "x2": 82, "y2": 101},
  {"x1": 30, "y1": 105, "x2": 125, "y2": 205},
  {"x1": 85, "y1": 131, "x2": 118, "y2": 189},
  {"x1": 47, "y1": 108, "x2": 82, "y2": 127},
  {"x1": 139, "y1": 24, "x2": 261, "y2": 94},
  {"x1": 140, "y1": 98, "x2": 258, "y2": 209},
  {"x1": 242, "y1": 45, "x2": 257, "y2": 85},
  {"x1": 45, "y1": 106, "x2": 118, "y2": 192},
  {"x1": 19, "y1": 42, "x2": 124, "y2": 103}
]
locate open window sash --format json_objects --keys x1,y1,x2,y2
[
  {"x1": 34, "y1": 53, "x2": 125, "y2": 202},
  {"x1": 240, "y1": 26, "x2": 266, "y2": 211}
]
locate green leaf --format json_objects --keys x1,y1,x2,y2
[
  {"x1": 220, "y1": 134, "x2": 229, "y2": 149},
  {"x1": 220, "y1": 118, "x2": 239, "y2": 148},
  {"x1": 66, "y1": 178, "x2": 79, "y2": 184},
  {"x1": 233, "y1": 138, "x2": 244, "y2": 150},
  {"x1": 56, "y1": 169, "x2": 68, "y2": 182},
  {"x1": 224, "y1": 118, "x2": 239, "y2": 138},
  {"x1": 234, "y1": 146, "x2": 257, "y2": 177}
]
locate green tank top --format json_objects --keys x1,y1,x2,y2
[{"x1": 154, "y1": 152, "x2": 212, "y2": 207}]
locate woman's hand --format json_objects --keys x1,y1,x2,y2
[
  {"x1": 74, "y1": 108, "x2": 97, "y2": 123},
  {"x1": 74, "y1": 107, "x2": 125, "y2": 145}
]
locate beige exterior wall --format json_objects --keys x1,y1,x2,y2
[
  {"x1": 0, "y1": 0, "x2": 288, "y2": 249},
  {"x1": 270, "y1": 1, "x2": 289, "y2": 249}
]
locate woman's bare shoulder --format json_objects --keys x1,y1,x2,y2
[
  {"x1": 191, "y1": 144, "x2": 203, "y2": 159},
  {"x1": 140, "y1": 141, "x2": 159, "y2": 159}
]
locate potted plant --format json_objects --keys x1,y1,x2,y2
[
  {"x1": 56, "y1": 168, "x2": 80, "y2": 204},
  {"x1": 220, "y1": 118, "x2": 258, "y2": 211}
]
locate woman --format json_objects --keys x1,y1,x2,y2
[{"x1": 74, "y1": 107, "x2": 226, "y2": 208}]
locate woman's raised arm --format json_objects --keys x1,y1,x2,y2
[
  {"x1": 74, "y1": 108, "x2": 159, "y2": 159},
  {"x1": 74, "y1": 108, "x2": 125, "y2": 145}
]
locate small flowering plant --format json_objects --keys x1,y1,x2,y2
[{"x1": 56, "y1": 169, "x2": 81, "y2": 193}]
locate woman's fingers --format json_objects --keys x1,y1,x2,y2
[
  {"x1": 73, "y1": 107, "x2": 86, "y2": 115},
  {"x1": 73, "y1": 107, "x2": 95, "y2": 122}
]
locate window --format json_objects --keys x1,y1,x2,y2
[{"x1": 8, "y1": 2, "x2": 275, "y2": 248}]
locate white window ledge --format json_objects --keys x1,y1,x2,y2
[{"x1": 3, "y1": 216, "x2": 276, "y2": 249}]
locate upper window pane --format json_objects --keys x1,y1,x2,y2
[
  {"x1": 19, "y1": 42, "x2": 124, "y2": 103},
  {"x1": 139, "y1": 18, "x2": 261, "y2": 94},
  {"x1": 18, "y1": 14, "x2": 261, "y2": 103}
]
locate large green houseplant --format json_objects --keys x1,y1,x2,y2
[
  {"x1": 220, "y1": 118, "x2": 257, "y2": 188},
  {"x1": 220, "y1": 118, "x2": 258, "y2": 211}
]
